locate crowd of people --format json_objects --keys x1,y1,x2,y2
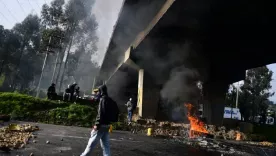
[{"x1": 46, "y1": 82, "x2": 80, "y2": 102}]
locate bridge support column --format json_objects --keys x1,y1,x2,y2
[
  {"x1": 203, "y1": 81, "x2": 228, "y2": 125},
  {"x1": 137, "y1": 69, "x2": 160, "y2": 119}
]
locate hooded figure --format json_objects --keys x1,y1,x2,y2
[
  {"x1": 63, "y1": 85, "x2": 71, "y2": 101},
  {"x1": 81, "y1": 84, "x2": 118, "y2": 156},
  {"x1": 95, "y1": 85, "x2": 110, "y2": 125},
  {"x1": 99, "y1": 85, "x2": 108, "y2": 96},
  {"x1": 47, "y1": 83, "x2": 56, "y2": 100}
]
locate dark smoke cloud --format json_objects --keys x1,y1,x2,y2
[
  {"x1": 160, "y1": 65, "x2": 201, "y2": 122},
  {"x1": 133, "y1": 38, "x2": 205, "y2": 121},
  {"x1": 161, "y1": 65, "x2": 201, "y2": 104},
  {"x1": 106, "y1": 70, "x2": 130, "y2": 108}
]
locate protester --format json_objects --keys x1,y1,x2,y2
[
  {"x1": 80, "y1": 85, "x2": 119, "y2": 156},
  {"x1": 69, "y1": 82, "x2": 77, "y2": 101},
  {"x1": 47, "y1": 83, "x2": 57, "y2": 100},
  {"x1": 73, "y1": 86, "x2": 80, "y2": 102},
  {"x1": 125, "y1": 98, "x2": 134, "y2": 124},
  {"x1": 63, "y1": 85, "x2": 71, "y2": 101},
  {"x1": 91, "y1": 88, "x2": 100, "y2": 102}
]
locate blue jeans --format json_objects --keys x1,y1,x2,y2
[
  {"x1": 128, "y1": 110, "x2": 132, "y2": 122},
  {"x1": 81, "y1": 125, "x2": 111, "y2": 156}
]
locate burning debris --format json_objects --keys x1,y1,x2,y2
[
  {"x1": 185, "y1": 103, "x2": 208, "y2": 138},
  {"x1": 0, "y1": 124, "x2": 39, "y2": 151}
]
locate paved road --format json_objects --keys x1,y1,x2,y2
[{"x1": 0, "y1": 122, "x2": 223, "y2": 156}]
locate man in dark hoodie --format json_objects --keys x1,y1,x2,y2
[
  {"x1": 47, "y1": 83, "x2": 57, "y2": 100},
  {"x1": 81, "y1": 85, "x2": 119, "y2": 156}
]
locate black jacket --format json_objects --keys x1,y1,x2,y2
[
  {"x1": 48, "y1": 86, "x2": 56, "y2": 93},
  {"x1": 95, "y1": 85, "x2": 111, "y2": 125}
]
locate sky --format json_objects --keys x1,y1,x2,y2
[{"x1": 1, "y1": 0, "x2": 276, "y2": 102}]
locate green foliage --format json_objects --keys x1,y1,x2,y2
[
  {"x1": 0, "y1": 92, "x2": 97, "y2": 127},
  {"x1": 1, "y1": 0, "x2": 99, "y2": 93},
  {"x1": 0, "y1": 74, "x2": 5, "y2": 87},
  {"x1": 0, "y1": 92, "x2": 68, "y2": 113},
  {"x1": 0, "y1": 14, "x2": 42, "y2": 91},
  {"x1": 48, "y1": 104, "x2": 96, "y2": 127},
  {"x1": 111, "y1": 114, "x2": 129, "y2": 131}
]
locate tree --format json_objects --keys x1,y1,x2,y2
[
  {"x1": 40, "y1": 0, "x2": 98, "y2": 92},
  {"x1": 11, "y1": 14, "x2": 42, "y2": 91},
  {"x1": 0, "y1": 26, "x2": 21, "y2": 90},
  {"x1": 226, "y1": 66, "x2": 274, "y2": 122},
  {"x1": 0, "y1": 0, "x2": 99, "y2": 95}
]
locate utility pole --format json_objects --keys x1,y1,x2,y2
[
  {"x1": 36, "y1": 36, "x2": 52, "y2": 98},
  {"x1": 235, "y1": 81, "x2": 239, "y2": 108},
  {"x1": 231, "y1": 82, "x2": 240, "y2": 119},
  {"x1": 55, "y1": 45, "x2": 67, "y2": 86},
  {"x1": 58, "y1": 36, "x2": 73, "y2": 92},
  {"x1": 51, "y1": 38, "x2": 63, "y2": 83},
  {"x1": 91, "y1": 76, "x2": 96, "y2": 93}
]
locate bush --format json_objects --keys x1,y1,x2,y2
[
  {"x1": 0, "y1": 92, "x2": 68, "y2": 113},
  {"x1": 0, "y1": 92, "x2": 97, "y2": 127},
  {"x1": 47, "y1": 104, "x2": 97, "y2": 127},
  {"x1": 253, "y1": 124, "x2": 276, "y2": 142}
]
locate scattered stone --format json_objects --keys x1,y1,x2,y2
[
  {"x1": 46, "y1": 141, "x2": 50, "y2": 144},
  {"x1": 199, "y1": 140, "x2": 208, "y2": 146},
  {"x1": 229, "y1": 147, "x2": 235, "y2": 153},
  {"x1": 59, "y1": 150, "x2": 62, "y2": 153},
  {"x1": 33, "y1": 140, "x2": 37, "y2": 143},
  {"x1": 30, "y1": 153, "x2": 34, "y2": 156},
  {"x1": 61, "y1": 138, "x2": 63, "y2": 141},
  {"x1": 20, "y1": 144, "x2": 25, "y2": 148}
]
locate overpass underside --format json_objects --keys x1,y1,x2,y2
[{"x1": 100, "y1": 0, "x2": 276, "y2": 125}]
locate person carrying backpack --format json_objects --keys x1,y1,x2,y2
[
  {"x1": 125, "y1": 98, "x2": 134, "y2": 125},
  {"x1": 81, "y1": 85, "x2": 119, "y2": 156}
]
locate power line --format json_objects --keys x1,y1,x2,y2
[
  {"x1": 0, "y1": 0, "x2": 19, "y2": 22},
  {"x1": 0, "y1": 11, "x2": 12, "y2": 24},
  {"x1": 34, "y1": 0, "x2": 41, "y2": 10},
  {"x1": 16, "y1": 0, "x2": 26, "y2": 16},
  {"x1": 27, "y1": 0, "x2": 38, "y2": 14}
]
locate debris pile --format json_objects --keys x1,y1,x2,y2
[
  {"x1": 207, "y1": 126, "x2": 247, "y2": 141},
  {"x1": 246, "y1": 141, "x2": 276, "y2": 148},
  {"x1": 132, "y1": 119, "x2": 248, "y2": 141},
  {"x1": 131, "y1": 120, "x2": 190, "y2": 138},
  {"x1": 0, "y1": 124, "x2": 39, "y2": 150}
]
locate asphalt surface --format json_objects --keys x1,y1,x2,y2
[{"x1": 0, "y1": 122, "x2": 224, "y2": 156}]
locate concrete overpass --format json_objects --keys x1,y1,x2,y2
[{"x1": 98, "y1": 0, "x2": 276, "y2": 125}]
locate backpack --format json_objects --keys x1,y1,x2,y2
[{"x1": 106, "y1": 97, "x2": 119, "y2": 123}]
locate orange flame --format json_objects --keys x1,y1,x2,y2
[
  {"x1": 236, "y1": 132, "x2": 241, "y2": 141},
  {"x1": 185, "y1": 103, "x2": 208, "y2": 138}
]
